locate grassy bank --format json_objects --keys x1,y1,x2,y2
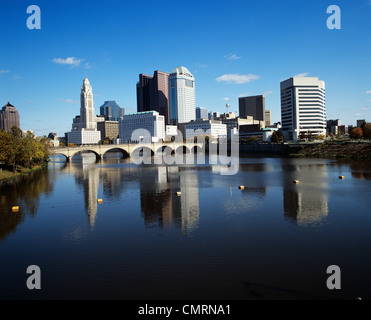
[
  {"x1": 0, "y1": 162, "x2": 48, "y2": 182},
  {"x1": 290, "y1": 142, "x2": 371, "y2": 160}
]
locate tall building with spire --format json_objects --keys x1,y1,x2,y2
[
  {"x1": 168, "y1": 66, "x2": 196, "y2": 125},
  {"x1": 80, "y1": 78, "x2": 96, "y2": 130},
  {"x1": 67, "y1": 78, "x2": 101, "y2": 145}
]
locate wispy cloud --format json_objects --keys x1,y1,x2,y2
[
  {"x1": 223, "y1": 97, "x2": 230, "y2": 101},
  {"x1": 263, "y1": 90, "x2": 273, "y2": 96},
  {"x1": 361, "y1": 107, "x2": 369, "y2": 111},
  {"x1": 365, "y1": 90, "x2": 371, "y2": 94},
  {"x1": 294, "y1": 72, "x2": 309, "y2": 77},
  {"x1": 216, "y1": 74, "x2": 260, "y2": 84},
  {"x1": 238, "y1": 92, "x2": 253, "y2": 98},
  {"x1": 62, "y1": 99, "x2": 78, "y2": 104},
  {"x1": 355, "y1": 113, "x2": 363, "y2": 116},
  {"x1": 194, "y1": 63, "x2": 207, "y2": 68},
  {"x1": 53, "y1": 57, "x2": 84, "y2": 67},
  {"x1": 0, "y1": 70, "x2": 10, "y2": 74},
  {"x1": 224, "y1": 53, "x2": 242, "y2": 61}
]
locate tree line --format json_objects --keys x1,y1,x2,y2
[{"x1": 0, "y1": 127, "x2": 50, "y2": 173}]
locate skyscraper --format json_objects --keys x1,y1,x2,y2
[
  {"x1": 136, "y1": 73, "x2": 154, "y2": 113},
  {"x1": 265, "y1": 110, "x2": 271, "y2": 127},
  {"x1": 0, "y1": 102, "x2": 20, "y2": 132},
  {"x1": 280, "y1": 76, "x2": 326, "y2": 141},
  {"x1": 136, "y1": 70, "x2": 170, "y2": 124},
  {"x1": 99, "y1": 101, "x2": 125, "y2": 121},
  {"x1": 67, "y1": 78, "x2": 101, "y2": 145},
  {"x1": 80, "y1": 78, "x2": 96, "y2": 130},
  {"x1": 238, "y1": 95, "x2": 265, "y2": 122},
  {"x1": 169, "y1": 66, "x2": 196, "y2": 125}
]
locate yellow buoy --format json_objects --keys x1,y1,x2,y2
[
  {"x1": 238, "y1": 186, "x2": 245, "y2": 190},
  {"x1": 339, "y1": 176, "x2": 345, "y2": 179},
  {"x1": 176, "y1": 191, "x2": 182, "y2": 196},
  {"x1": 97, "y1": 199, "x2": 103, "y2": 203},
  {"x1": 12, "y1": 206, "x2": 19, "y2": 212},
  {"x1": 293, "y1": 180, "x2": 299, "y2": 184}
]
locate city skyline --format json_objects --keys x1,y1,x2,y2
[{"x1": 0, "y1": 0, "x2": 370, "y2": 136}]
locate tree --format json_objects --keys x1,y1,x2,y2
[
  {"x1": 270, "y1": 131, "x2": 279, "y2": 143},
  {"x1": 349, "y1": 127, "x2": 363, "y2": 140},
  {"x1": 0, "y1": 128, "x2": 50, "y2": 173},
  {"x1": 276, "y1": 130, "x2": 284, "y2": 142},
  {"x1": 361, "y1": 122, "x2": 371, "y2": 139},
  {"x1": 317, "y1": 134, "x2": 325, "y2": 140},
  {"x1": 307, "y1": 130, "x2": 313, "y2": 141}
]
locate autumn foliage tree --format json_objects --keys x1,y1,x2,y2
[
  {"x1": 0, "y1": 127, "x2": 50, "y2": 173},
  {"x1": 361, "y1": 122, "x2": 371, "y2": 139},
  {"x1": 349, "y1": 127, "x2": 363, "y2": 140}
]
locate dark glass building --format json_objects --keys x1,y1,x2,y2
[
  {"x1": 0, "y1": 102, "x2": 20, "y2": 132},
  {"x1": 239, "y1": 95, "x2": 265, "y2": 122},
  {"x1": 136, "y1": 70, "x2": 170, "y2": 124},
  {"x1": 99, "y1": 101, "x2": 125, "y2": 121}
]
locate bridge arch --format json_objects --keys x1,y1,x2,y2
[{"x1": 101, "y1": 147, "x2": 130, "y2": 159}]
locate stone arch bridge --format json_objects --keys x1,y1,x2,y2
[{"x1": 52, "y1": 142, "x2": 205, "y2": 162}]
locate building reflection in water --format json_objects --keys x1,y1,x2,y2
[
  {"x1": 66, "y1": 152, "x2": 200, "y2": 233},
  {"x1": 281, "y1": 160, "x2": 329, "y2": 226},
  {"x1": 68, "y1": 154, "x2": 100, "y2": 228},
  {"x1": 139, "y1": 166, "x2": 199, "y2": 234}
]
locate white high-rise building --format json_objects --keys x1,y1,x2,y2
[
  {"x1": 80, "y1": 78, "x2": 96, "y2": 130},
  {"x1": 118, "y1": 111, "x2": 165, "y2": 143},
  {"x1": 67, "y1": 78, "x2": 101, "y2": 145},
  {"x1": 169, "y1": 66, "x2": 196, "y2": 125},
  {"x1": 280, "y1": 76, "x2": 326, "y2": 141},
  {"x1": 184, "y1": 120, "x2": 227, "y2": 140}
]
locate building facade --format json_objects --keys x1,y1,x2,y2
[
  {"x1": 221, "y1": 117, "x2": 255, "y2": 139},
  {"x1": 97, "y1": 121, "x2": 119, "y2": 141},
  {"x1": 136, "y1": 70, "x2": 170, "y2": 124},
  {"x1": 169, "y1": 66, "x2": 196, "y2": 125},
  {"x1": 118, "y1": 111, "x2": 165, "y2": 143},
  {"x1": 280, "y1": 76, "x2": 326, "y2": 141},
  {"x1": 265, "y1": 110, "x2": 271, "y2": 127},
  {"x1": 184, "y1": 120, "x2": 227, "y2": 140},
  {"x1": 0, "y1": 102, "x2": 20, "y2": 132},
  {"x1": 196, "y1": 107, "x2": 208, "y2": 120},
  {"x1": 239, "y1": 95, "x2": 265, "y2": 122}
]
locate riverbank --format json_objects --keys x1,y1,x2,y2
[
  {"x1": 290, "y1": 142, "x2": 371, "y2": 160},
  {"x1": 0, "y1": 163, "x2": 48, "y2": 182}
]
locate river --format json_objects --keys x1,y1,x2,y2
[{"x1": 0, "y1": 151, "x2": 370, "y2": 299}]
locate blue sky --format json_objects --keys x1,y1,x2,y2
[{"x1": 0, "y1": 0, "x2": 370, "y2": 136}]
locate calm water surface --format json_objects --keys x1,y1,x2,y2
[{"x1": 0, "y1": 152, "x2": 370, "y2": 300}]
